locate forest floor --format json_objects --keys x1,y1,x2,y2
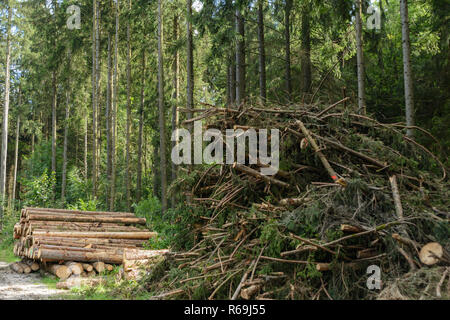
[{"x1": 0, "y1": 260, "x2": 65, "y2": 300}]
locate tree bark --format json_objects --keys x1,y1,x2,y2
[
  {"x1": 355, "y1": 0, "x2": 366, "y2": 114},
  {"x1": 137, "y1": 50, "x2": 146, "y2": 204},
  {"x1": 106, "y1": 24, "x2": 112, "y2": 206},
  {"x1": 186, "y1": 0, "x2": 194, "y2": 122},
  {"x1": 158, "y1": 0, "x2": 168, "y2": 213},
  {"x1": 92, "y1": 0, "x2": 98, "y2": 197},
  {"x1": 51, "y1": 70, "x2": 57, "y2": 179},
  {"x1": 300, "y1": 2, "x2": 312, "y2": 93},
  {"x1": 229, "y1": 59, "x2": 236, "y2": 105},
  {"x1": 33, "y1": 230, "x2": 156, "y2": 240},
  {"x1": 170, "y1": 14, "x2": 179, "y2": 207},
  {"x1": 27, "y1": 214, "x2": 147, "y2": 225},
  {"x1": 257, "y1": 0, "x2": 266, "y2": 102},
  {"x1": 84, "y1": 115, "x2": 88, "y2": 180},
  {"x1": 110, "y1": 0, "x2": 120, "y2": 211},
  {"x1": 284, "y1": 0, "x2": 292, "y2": 99},
  {"x1": 400, "y1": 0, "x2": 415, "y2": 137},
  {"x1": 125, "y1": 0, "x2": 132, "y2": 211},
  {"x1": 235, "y1": 8, "x2": 245, "y2": 105},
  {"x1": 12, "y1": 86, "x2": 21, "y2": 205},
  {"x1": 61, "y1": 90, "x2": 70, "y2": 201},
  {"x1": 42, "y1": 248, "x2": 123, "y2": 265},
  {"x1": 48, "y1": 264, "x2": 72, "y2": 280},
  {"x1": 96, "y1": 4, "x2": 101, "y2": 184}
]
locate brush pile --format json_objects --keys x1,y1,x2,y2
[
  {"x1": 147, "y1": 98, "x2": 450, "y2": 300},
  {"x1": 12, "y1": 207, "x2": 158, "y2": 280}
]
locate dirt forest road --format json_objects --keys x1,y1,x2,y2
[{"x1": 0, "y1": 261, "x2": 64, "y2": 300}]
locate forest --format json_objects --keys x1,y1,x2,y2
[{"x1": 0, "y1": 0, "x2": 449, "y2": 300}]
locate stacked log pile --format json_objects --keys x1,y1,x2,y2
[{"x1": 12, "y1": 207, "x2": 159, "y2": 279}]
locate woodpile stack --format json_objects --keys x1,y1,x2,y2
[
  {"x1": 12, "y1": 207, "x2": 160, "y2": 279},
  {"x1": 123, "y1": 248, "x2": 170, "y2": 280}
]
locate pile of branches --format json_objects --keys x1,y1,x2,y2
[{"x1": 152, "y1": 98, "x2": 449, "y2": 300}]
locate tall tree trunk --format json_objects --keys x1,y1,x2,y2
[
  {"x1": 61, "y1": 50, "x2": 71, "y2": 202},
  {"x1": 257, "y1": 0, "x2": 266, "y2": 102},
  {"x1": 92, "y1": 0, "x2": 98, "y2": 198},
  {"x1": 0, "y1": 2, "x2": 11, "y2": 217},
  {"x1": 61, "y1": 91, "x2": 70, "y2": 201},
  {"x1": 125, "y1": 0, "x2": 132, "y2": 210},
  {"x1": 229, "y1": 59, "x2": 236, "y2": 105},
  {"x1": 300, "y1": 2, "x2": 311, "y2": 93},
  {"x1": 12, "y1": 87, "x2": 21, "y2": 205},
  {"x1": 400, "y1": 0, "x2": 415, "y2": 137},
  {"x1": 110, "y1": 0, "x2": 120, "y2": 211},
  {"x1": 226, "y1": 62, "x2": 231, "y2": 105},
  {"x1": 355, "y1": 0, "x2": 366, "y2": 114},
  {"x1": 158, "y1": 0, "x2": 167, "y2": 213},
  {"x1": 31, "y1": 110, "x2": 35, "y2": 155},
  {"x1": 12, "y1": 117, "x2": 19, "y2": 205},
  {"x1": 51, "y1": 70, "x2": 57, "y2": 188},
  {"x1": 106, "y1": 30, "x2": 112, "y2": 205},
  {"x1": 84, "y1": 115, "x2": 88, "y2": 180},
  {"x1": 235, "y1": 8, "x2": 245, "y2": 105},
  {"x1": 96, "y1": 4, "x2": 101, "y2": 184},
  {"x1": 186, "y1": 0, "x2": 194, "y2": 122},
  {"x1": 284, "y1": 0, "x2": 292, "y2": 99},
  {"x1": 50, "y1": 0, "x2": 57, "y2": 198},
  {"x1": 137, "y1": 50, "x2": 146, "y2": 203},
  {"x1": 171, "y1": 14, "x2": 179, "y2": 208},
  {"x1": 51, "y1": 70, "x2": 57, "y2": 173}
]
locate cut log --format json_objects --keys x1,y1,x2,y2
[
  {"x1": 241, "y1": 284, "x2": 262, "y2": 300},
  {"x1": 93, "y1": 262, "x2": 105, "y2": 273},
  {"x1": 419, "y1": 242, "x2": 444, "y2": 265},
  {"x1": 232, "y1": 163, "x2": 290, "y2": 188},
  {"x1": 65, "y1": 262, "x2": 84, "y2": 275},
  {"x1": 82, "y1": 263, "x2": 93, "y2": 272},
  {"x1": 340, "y1": 224, "x2": 364, "y2": 233},
  {"x1": 296, "y1": 120, "x2": 346, "y2": 186},
  {"x1": 39, "y1": 244, "x2": 124, "y2": 255},
  {"x1": 24, "y1": 260, "x2": 40, "y2": 272},
  {"x1": 356, "y1": 248, "x2": 378, "y2": 259},
  {"x1": 87, "y1": 270, "x2": 96, "y2": 277},
  {"x1": 34, "y1": 239, "x2": 139, "y2": 249},
  {"x1": 28, "y1": 225, "x2": 143, "y2": 233},
  {"x1": 105, "y1": 264, "x2": 114, "y2": 271},
  {"x1": 32, "y1": 231, "x2": 156, "y2": 240},
  {"x1": 39, "y1": 249, "x2": 123, "y2": 264},
  {"x1": 10, "y1": 262, "x2": 24, "y2": 274},
  {"x1": 27, "y1": 214, "x2": 146, "y2": 225},
  {"x1": 13, "y1": 223, "x2": 21, "y2": 239},
  {"x1": 39, "y1": 248, "x2": 123, "y2": 264},
  {"x1": 279, "y1": 198, "x2": 310, "y2": 207},
  {"x1": 316, "y1": 263, "x2": 330, "y2": 272},
  {"x1": 48, "y1": 264, "x2": 72, "y2": 280},
  {"x1": 17, "y1": 262, "x2": 32, "y2": 274},
  {"x1": 123, "y1": 249, "x2": 170, "y2": 261},
  {"x1": 24, "y1": 207, "x2": 136, "y2": 217},
  {"x1": 33, "y1": 236, "x2": 145, "y2": 247}
]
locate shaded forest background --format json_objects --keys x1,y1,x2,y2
[{"x1": 0, "y1": 0, "x2": 448, "y2": 220}]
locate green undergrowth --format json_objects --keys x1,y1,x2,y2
[
  {"x1": 40, "y1": 275, "x2": 59, "y2": 289},
  {"x1": 0, "y1": 208, "x2": 20, "y2": 263}
]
